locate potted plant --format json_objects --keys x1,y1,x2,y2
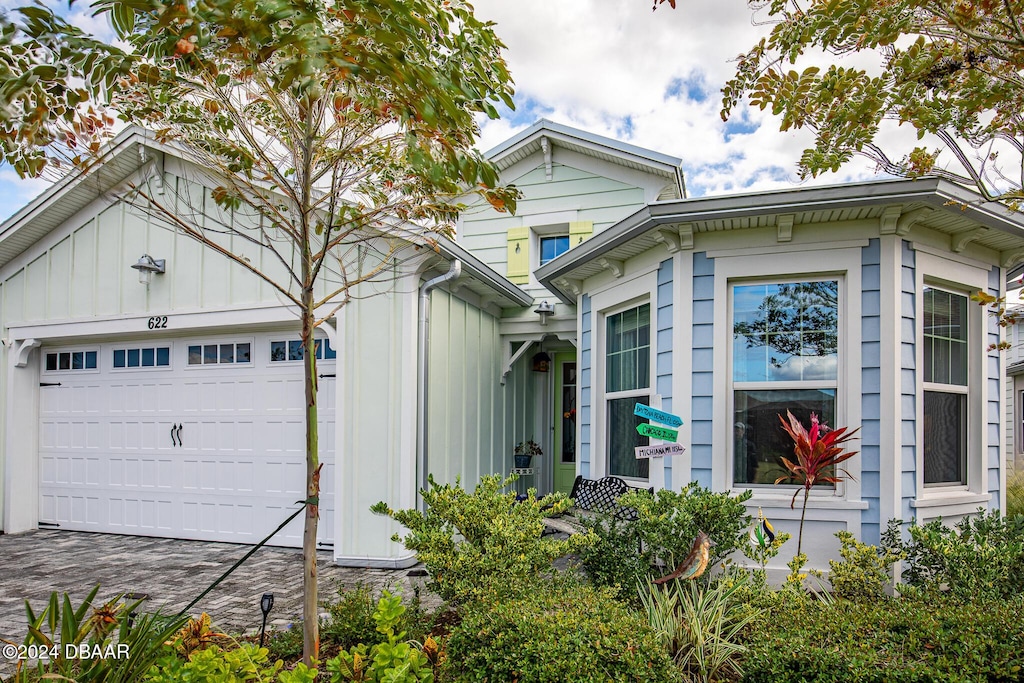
[{"x1": 514, "y1": 439, "x2": 543, "y2": 469}]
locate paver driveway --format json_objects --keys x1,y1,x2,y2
[{"x1": 0, "y1": 530, "x2": 434, "y2": 648}]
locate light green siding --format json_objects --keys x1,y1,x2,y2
[
  {"x1": 460, "y1": 163, "x2": 647, "y2": 298},
  {"x1": 426, "y1": 288, "x2": 525, "y2": 484}
]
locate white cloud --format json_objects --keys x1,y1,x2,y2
[{"x1": 471, "y1": 0, "x2": 912, "y2": 196}]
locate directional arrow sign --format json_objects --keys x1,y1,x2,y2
[
  {"x1": 635, "y1": 444, "x2": 686, "y2": 459},
  {"x1": 636, "y1": 423, "x2": 678, "y2": 441},
  {"x1": 633, "y1": 403, "x2": 683, "y2": 428}
]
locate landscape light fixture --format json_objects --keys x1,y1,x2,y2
[
  {"x1": 534, "y1": 300, "x2": 555, "y2": 326},
  {"x1": 259, "y1": 592, "x2": 274, "y2": 647},
  {"x1": 131, "y1": 254, "x2": 166, "y2": 286}
]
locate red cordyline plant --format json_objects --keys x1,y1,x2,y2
[{"x1": 777, "y1": 411, "x2": 859, "y2": 556}]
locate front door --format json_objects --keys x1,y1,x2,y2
[{"x1": 553, "y1": 353, "x2": 577, "y2": 494}]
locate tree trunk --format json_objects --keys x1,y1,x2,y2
[{"x1": 301, "y1": 288, "x2": 320, "y2": 666}]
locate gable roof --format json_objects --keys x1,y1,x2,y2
[
  {"x1": 0, "y1": 127, "x2": 530, "y2": 308},
  {"x1": 0, "y1": 126, "x2": 152, "y2": 270},
  {"x1": 536, "y1": 177, "x2": 1024, "y2": 304},
  {"x1": 485, "y1": 119, "x2": 686, "y2": 200}
]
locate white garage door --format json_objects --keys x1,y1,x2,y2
[{"x1": 38, "y1": 332, "x2": 336, "y2": 548}]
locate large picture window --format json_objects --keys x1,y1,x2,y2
[
  {"x1": 605, "y1": 304, "x2": 650, "y2": 479},
  {"x1": 731, "y1": 280, "x2": 839, "y2": 486},
  {"x1": 922, "y1": 287, "x2": 968, "y2": 486}
]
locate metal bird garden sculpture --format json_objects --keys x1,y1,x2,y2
[{"x1": 654, "y1": 531, "x2": 711, "y2": 584}]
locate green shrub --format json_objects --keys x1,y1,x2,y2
[
  {"x1": 579, "y1": 483, "x2": 751, "y2": 597},
  {"x1": 443, "y1": 575, "x2": 682, "y2": 683},
  {"x1": 373, "y1": 475, "x2": 595, "y2": 605},
  {"x1": 883, "y1": 511, "x2": 1024, "y2": 601},
  {"x1": 741, "y1": 594, "x2": 1024, "y2": 682},
  {"x1": 825, "y1": 530, "x2": 903, "y2": 600},
  {"x1": 324, "y1": 590, "x2": 437, "y2": 683},
  {"x1": 320, "y1": 583, "x2": 380, "y2": 651},
  {"x1": 264, "y1": 622, "x2": 304, "y2": 663},
  {"x1": 638, "y1": 573, "x2": 754, "y2": 682},
  {"x1": 146, "y1": 642, "x2": 309, "y2": 682}
]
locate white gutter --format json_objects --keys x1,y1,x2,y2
[{"x1": 416, "y1": 260, "x2": 462, "y2": 510}]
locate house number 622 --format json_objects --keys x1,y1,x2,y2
[{"x1": 147, "y1": 316, "x2": 168, "y2": 329}]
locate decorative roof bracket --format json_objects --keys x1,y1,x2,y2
[
  {"x1": 653, "y1": 228, "x2": 682, "y2": 254},
  {"x1": 14, "y1": 338, "x2": 41, "y2": 368},
  {"x1": 776, "y1": 214, "x2": 794, "y2": 243},
  {"x1": 598, "y1": 257, "x2": 624, "y2": 278},
  {"x1": 540, "y1": 136, "x2": 553, "y2": 181}
]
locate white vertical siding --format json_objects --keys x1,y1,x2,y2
[{"x1": 426, "y1": 288, "x2": 513, "y2": 486}]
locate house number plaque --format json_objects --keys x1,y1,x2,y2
[{"x1": 147, "y1": 316, "x2": 169, "y2": 329}]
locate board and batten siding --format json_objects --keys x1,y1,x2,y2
[
  {"x1": 425, "y1": 288, "x2": 509, "y2": 486},
  {"x1": 333, "y1": 277, "x2": 419, "y2": 564},
  {"x1": 0, "y1": 174, "x2": 345, "y2": 330}
]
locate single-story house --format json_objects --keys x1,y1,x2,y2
[{"x1": 2, "y1": 120, "x2": 1022, "y2": 571}]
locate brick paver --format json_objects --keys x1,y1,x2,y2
[{"x1": 0, "y1": 530, "x2": 437, "y2": 650}]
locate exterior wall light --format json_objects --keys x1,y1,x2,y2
[
  {"x1": 131, "y1": 254, "x2": 166, "y2": 285},
  {"x1": 534, "y1": 300, "x2": 555, "y2": 326}
]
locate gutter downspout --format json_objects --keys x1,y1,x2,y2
[{"x1": 417, "y1": 260, "x2": 462, "y2": 511}]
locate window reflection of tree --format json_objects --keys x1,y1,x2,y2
[{"x1": 733, "y1": 281, "x2": 838, "y2": 365}]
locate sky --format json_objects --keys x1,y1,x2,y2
[{"x1": 0, "y1": 0, "x2": 911, "y2": 219}]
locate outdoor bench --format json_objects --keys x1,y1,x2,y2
[{"x1": 542, "y1": 475, "x2": 654, "y2": 536}]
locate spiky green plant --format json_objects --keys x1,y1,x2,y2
[{"x1": 638, "y1": 575, "x2": 754, "y2": 683}]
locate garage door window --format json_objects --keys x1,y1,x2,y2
[
  {"x1": 113, "y1": 346, "x2": 170, "y2": 368},
  {"x1": 270, "y1": 339, "x2": 336, "y2": 362},
  {"x1": 45, "y1": 350, "x2": 98, "y2": 372},
  {"x1": 188, "y1": 342, "x2": 252, "y2": 365}
]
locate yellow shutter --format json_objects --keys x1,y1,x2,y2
[
  {"x1": 506, "y1": 226, "x2": 530, "y2": 284},
  {"x1": 569, "y1": 221, "x2": 593, "y2": 247}
]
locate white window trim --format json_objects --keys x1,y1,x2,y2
[
  {"x1": 110, "y1": 345, "x2": 173, "y2": 372},
  {"x1": 591, "y1": 270, "x2": 659, "y2": 487},
  {"x1": 914, "y1": 252, "x2": 991, "y2": 503},
  {"x1": 265, "y1": 336, "x2": 337, "y2": 367},
  {"x1": 42, "y1": 347, "x2": 101, "y2": 374},
  {"x1": 730, "y1": 276, "x2": 841, "y2": 490},
  {"x1": 184, "y1": 339, "x2": 256, "y2": 368},
  {"x1": 712, "y1": 247, "x2": 863, "y2": 506}
]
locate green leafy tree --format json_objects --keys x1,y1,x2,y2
[
  {"x1": 0, "y1": 0, "x2": 517, "y2": 665},
  {"x1": 659, "y1": 1, "x2": 1024, "y2": 207}
]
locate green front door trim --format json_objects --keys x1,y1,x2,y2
[{"x1": 553, "y1": 352, "x2": 577, "y2": 495}]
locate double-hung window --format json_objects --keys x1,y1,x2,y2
[
  {"x1": 731, "y1": 280, "x2": 839, "y2": 486},
  {"x1": 605, "y1": 303, "x2": 651, "y2": 479},
  {"x1": 922, "y1": 287, "x2": 968, "y2": 486}
]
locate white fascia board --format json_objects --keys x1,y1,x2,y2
[{"x1": 537, "y1": 178, "x2": 1024, "y2": 298}]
